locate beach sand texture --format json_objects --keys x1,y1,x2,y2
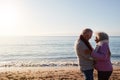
[{"x1": 0, "y1": 67, "x2": 119, "y2": 80}]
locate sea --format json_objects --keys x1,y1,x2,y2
[{"x1": 0, "y1": 36, "x2": 120, "y2": 67}]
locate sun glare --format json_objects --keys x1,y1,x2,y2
[{"x1": 0, "y1": 2, "x2": 19, "y2": 36}]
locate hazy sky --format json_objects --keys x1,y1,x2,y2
[{"x1": 0, "y1": 0, "x2": 120, "y2": 36}]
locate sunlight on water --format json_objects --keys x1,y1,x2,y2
[{"x1": 0, "y1": 36, "x2": 119, "y2": 67}]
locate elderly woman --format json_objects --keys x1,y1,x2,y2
[{"x1": 91, "y1": 32, "x2": 113, "y2": 80}]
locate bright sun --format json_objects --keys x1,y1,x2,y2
[{"x1": 0, "y1": 1, "x2": 19, "y2": 36}]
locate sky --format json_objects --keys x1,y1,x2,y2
[{"x1": 0, "y1": 0, "x2": 120, "y2": 36}]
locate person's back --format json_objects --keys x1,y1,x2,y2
[{"x1": 92, "y1": 42, "x2": 113, "y2": 71}]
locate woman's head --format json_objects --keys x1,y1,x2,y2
[{"x1": 95, "y1": 32, "x2": 109, "y2": 43}]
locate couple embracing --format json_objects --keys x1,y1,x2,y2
[{"x1": 75, "y1": 28, "x2": 113, "y2": 80}]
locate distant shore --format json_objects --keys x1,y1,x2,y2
[{"x1": 0, "y1": 66, "x2": 120, "y2": 80}]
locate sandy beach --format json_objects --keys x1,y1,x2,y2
[{"x1": 0, "y1": 66, "x2": 119, "y2": 80}]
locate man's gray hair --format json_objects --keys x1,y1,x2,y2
[{"x1": 81, "y1": 28, "x2": 93, "y2": 35}]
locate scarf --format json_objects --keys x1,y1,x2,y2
[
  {"x1": 80, "y1": 35, "x2": 93, "y2": 51},
  {"x1": 97, "y1": 40, "x2": 109, "y2": 46}
]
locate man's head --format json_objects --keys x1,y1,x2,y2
[{"x1": 81, "y1": 28, "x2": 93, "y2": 40}]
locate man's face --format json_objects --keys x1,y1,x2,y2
[
  {"x1": 84, "y1": 32, "x2": 92, "y2": 40},
  {"x1": 95, "y1": 36, "x2": 99, "y2": 43}
]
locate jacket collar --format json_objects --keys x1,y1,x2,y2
[{"x1": 97, "y1": 40, "x2": 109, "y2": 46}]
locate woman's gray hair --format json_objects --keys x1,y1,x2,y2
[{"x1": 95, "y1": 32, "x2": 109, "y2": 41}]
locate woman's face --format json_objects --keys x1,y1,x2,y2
[{"x1": 95, "y1": 36, "x2": 99, "y2": 43}]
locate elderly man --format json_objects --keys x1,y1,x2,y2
[{"x1": 75, "y1": 28, "x2": 94, "y2": 80}]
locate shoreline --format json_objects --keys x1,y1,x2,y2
[
  {"x1": 0, "y1": 66, "x2": 119, "y2": 80},
  {"x1": 0, "y1": 60, "x2": 120, "y2": 67}
]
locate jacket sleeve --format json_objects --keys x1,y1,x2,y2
[{"x1": 91, "y1": 43, "x2": 109, "y2": 60}]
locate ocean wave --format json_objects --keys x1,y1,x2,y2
[
  {"x1": 111, "y1": 54, "x2": 120, "y2": 58},
  {"x1": 0, "y1": 61, "x2": 78, "y2": 67},
  {"x1": 112, "y1": 62, "x2": 120, "y2": 66},
  {"x1": 0, "y1": 61, "x2": 120, "y2": 67}
]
